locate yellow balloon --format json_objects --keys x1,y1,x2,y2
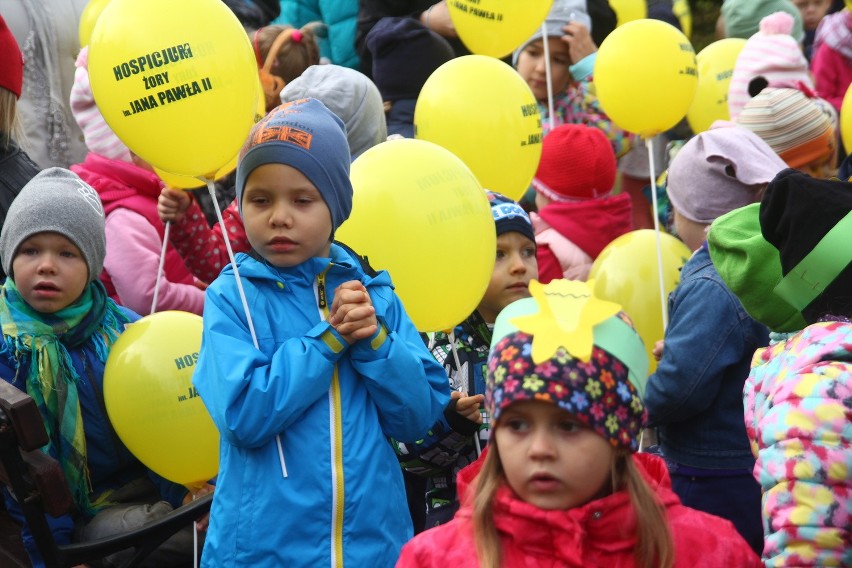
[
  {"x1": 415, "y1": 55, "x2": 542, "y2": 201},
  {"x1": 88, "y1": 0, "x2": 259, "y2": 177},
  {"x1": 594, "y1": 19, "x2": 697, "y2": 138},
  {"x1": 447, "y1": 0, "x2": 553, "y2": 59},
  {"x1": 589, "y1": 230, "x2": 691, "y2": 374},
  {"x1": 79, "y1": 0, "x2": 113, "y2": 47},
  {"x1": 841, "y1": 83, "x2": 852, "y2": 153},
  {"x1": 104, "y1": 311, "x2": 218, "y2": 487},
  {"x1": 672, "y1": 0, "x2": 692, "y2": 39},
  {"x1": 155, "y1": 154, "x2": 236, "y2": 190},
  {"x1": 155, "y1": 87, "x2": 267, "y2": 189},
  {"x1": 336, "y1": 139, "x2": 496, "y2": 332},
  {"x1": 609, "y1": 0, "x2": 647, "y2": 27},
  {"x1": 686, "y1": 38, "x2": 747, "y2": 134}
]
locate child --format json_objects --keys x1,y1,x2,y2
[
  {"x1": 727, "y1": 11, "x2": 814, "y2": 122},
  {"x1": 192, "y1": 98, "x2": 450, "y2": 567},
  {"x1": 0, "y1": 13, "x2": 39, "y2": 281},
  {"x1": 0, "y1": 168, "x2": 202, "y2": 567},
  {"x1": 365, "y1": 16, "x2": 455, "y2": 138},
  {"x1": 252, "y1": 23, "x2": 322, "y2": 111},
  {"x1": 396, "y1": 279, "x2": 762, "y2": 567},
  {"x1": 794, "y1": 0, "x2": 833, "y2": 59},
  {"x1": 736, "y1": 87, "x2": 838, "y2": 179},
  {"x1": 810, "y1": 4, "x2": 852, "y2": 114},
  {"x1": 395, "y1": 191, "x2": 537, "y2": 530},
  {"x1": 157, "y1": 64, "x2": 386, "y2": 284},
  {"x1": 512, "y1": 0, "x2": 633, "y2": 157},
  {"x1": 68, "y1": 46, "x2": 205, "y2": 316},
  {"x1": 531, "y1": 123, "x2": 632, "y2": 283},
  {"x1": 645, "y1": 125, "x2": 788, "y2": 555},
  {"x1": 743, "y1": 169, "x2": 850, "y2": 566}
]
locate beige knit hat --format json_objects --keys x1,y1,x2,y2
[{"x1": 736, "y1": 87, "x2": 836, "y2": 169}]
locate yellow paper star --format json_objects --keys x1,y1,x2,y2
[{"x1": 509, "y1": 280, "x2": 621, "y2": 364}]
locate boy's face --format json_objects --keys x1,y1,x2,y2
[
  {"x1": 793, "y1": 0, "x2": 831, "y2": 31},
  {"x1": 242, "y1": 163, "x2": 332, "y2": 267},
  {"x1": 516, "y1": 38, "x2": 573, "y2": 103},
  {"x1": 495, "y1": 400, "x2": 615, "y2": 510},
  {"x1": 477, "y1": 232, "x2": 538, "y2": 324},
  {"x1": 12, "y1": 232, "x2": 89, "y2": 314}
]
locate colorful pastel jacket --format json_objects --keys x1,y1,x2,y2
[
  {"x1": 396, "y1": 452, "x2": 762, "y2": 567},
  {"x1": 744, "y1": 321, "x2": 852, "y2": 567},
  {"x1": 194, "y1": 245, "x2": 449, "y2": 567}
]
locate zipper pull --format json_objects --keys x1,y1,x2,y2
[{"x1": 317, "y1": 272, "x2": 327, "y2": 309}]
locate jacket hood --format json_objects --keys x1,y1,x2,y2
[
  {"x1": 750, "y1": 321, "x2": 852, "y2": 384},
  {"x1": 537, "y1": 192, "x2": 633, "y2": 258}
]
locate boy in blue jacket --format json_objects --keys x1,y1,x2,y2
[
  {"x1": 192, "y1": 98, "x2": 450, "y2": 567},
  {"x1": 0, "y1": 168, "x2": 198, "y2": 567}
]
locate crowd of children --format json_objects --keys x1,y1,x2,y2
[{"x1": 0, "y1": 0, "x2": 849, "y2": 567}]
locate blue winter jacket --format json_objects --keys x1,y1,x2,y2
[
  {"x1": 645, "y1": 245, "x2": 769, "y2": 469},
  {"x1": 194, "y1": 245, "x2": 449, "y2": 567},
  {"x1": 0, "y1": 306, "x2": 188, "y2": 567}
]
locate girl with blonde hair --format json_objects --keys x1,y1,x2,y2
[{"x1": 397, "y1": 280, "x2": 762, "y2": 568}]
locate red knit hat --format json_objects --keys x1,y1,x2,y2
[
  {"x1": 532, "y1": 124, "x2": 616, "y2": 201},
  {"x1": 0, "y1": 14, "x2": 23, "y2": 99}
]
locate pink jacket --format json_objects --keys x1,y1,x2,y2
[
  {"x1": 397, "y1": 452, "x2": 761, "y2": 568},
  {"x1": 71, "y1": 153, "x2": 205, "y2": 316}
]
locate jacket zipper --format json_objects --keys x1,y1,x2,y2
[{"x1": 317, "y1": 269, "x2": 345, "y2": 567}]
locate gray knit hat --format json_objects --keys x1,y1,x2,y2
[
  {"x1": 279, "y1": 64, "x2": 387, "y2": 160},
  {"x1": 0, "y1": 168, "x2": 106, "y2": 282},
  {"x1": 512, "y1": 0, "x2": 592, "y2": 66}
]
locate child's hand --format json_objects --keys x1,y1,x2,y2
[
  {"x1": 561, "y1": 21, "x2": 596, "y2": 67},
  {"x1": 328, "y1": 280, "x2": 378, "y2": 344},
  {"x1": 158, "y1": 187, "x2": 192, "y2": 223},
  {"x1": 452, "y1": 390, "x2": 485, "y2": 424},
  {"x1": 183, "y1": 483, "x2": 214, "y2": 532},
  {"x1": 420, "y1": 1, "x2": 457, "y2": 38},
  {"x1": 653, "y1": 340, "x2": 665, "y2": 362}
]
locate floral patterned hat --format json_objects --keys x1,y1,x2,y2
[{"x1": 487, "y1": 280, "x2": 649, "y2": 451}]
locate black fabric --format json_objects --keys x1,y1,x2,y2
[
  {"x1": 355, "y1": 0, "x2": 470, "y2": 77},
  {"x1": 222, "y1": 0, "x2": 279, "y2": 29},
  {"x1": 587, "y1": 0, "x2": 617, "y2": 47},
  {"x1": 366, "y1": 16, "x2": 454, "y2": 101},
  {"x1": 759, "y1": 168, "x2": 852, "y2": 322},
  {"x1": 0, "y1": 142, "x2": 39, "y2": 279}
]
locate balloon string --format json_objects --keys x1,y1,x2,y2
[
  {"x1": 205, "y1": 180, "x2": 287, "y2": 478},
  {"x1": 542, "y1": 22, "x2": 556, "y2": 132},
  {"x1": 646, "y1": 137, "x2": 669, "y2": 329},
  {"x1": 151, "y1": 221, "x2": 170, "y2": 315},
  {"x1": 206, "y1": 180, "x2": 259, "y2": 348},
  {"x1": 193, "y1": 506, "x2": 199, "y2": 568}
]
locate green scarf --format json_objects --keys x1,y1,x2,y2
[{"x1": 1, "y1": 279, "x2": 131, "y2": 516}]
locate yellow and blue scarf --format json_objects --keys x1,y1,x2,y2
[{"x1": 1, "y1": 279, "x2": 131, "y2": 516}]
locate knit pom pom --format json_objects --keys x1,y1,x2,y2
[{"x1": 759, "y1": 11, "x2": 794, "y2": 35}]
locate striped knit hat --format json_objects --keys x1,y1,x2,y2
[
  {"x1": 727, "y1": 11, "x2": 813, "y2": 122},
  {"x1": 737, "y1": 88, "x2": 836, "y2": 169},
  {"x1": 69, "y1": 46, "x2": 132, "y2": 162}
]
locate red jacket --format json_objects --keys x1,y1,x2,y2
[{"x1": 396, "y1": 452, "x2": 761, "y2": 568}]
